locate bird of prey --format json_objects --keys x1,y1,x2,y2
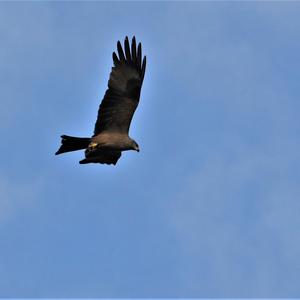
[{"x1": 55, "y1": 36, "x2": 146, "y2": 165}]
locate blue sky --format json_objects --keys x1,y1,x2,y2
[{"x1": 0, "y1": 1, "x2": 300, "y2": 298}]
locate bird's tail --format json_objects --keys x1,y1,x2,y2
[{"x1": 55, "y1": 135, "x2": 91, "y2": 155}]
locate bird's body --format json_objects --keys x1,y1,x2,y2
[
  {"x1": 91, "y1": 132, "x2": 137, "y2": 150},
  {"x1": 55, "y1": 36, "x2": 146, "y2": 165}
]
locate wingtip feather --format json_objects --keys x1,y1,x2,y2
[
  {"x1": 137, "y1": 42, "x2": 142, "y2": 68},
  {"x1": 131, "y1": 36, "x2": 137, "y2": 62},
  {"x1": 117, "y1": 41, "x2": 125, "y2": 61},
  {"x1": 141, "y1": 56, "x2": 146, "y2": 80},
  {"x1": 113, "y1": 51, "x2": 119, "y2": 65},
  {"x1": 124, "y1": 36, "x2": 131, "y2": 62}
]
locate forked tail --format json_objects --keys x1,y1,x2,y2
[{"x1": 55, "y1": 135, "x2": 91, "y2": 155}]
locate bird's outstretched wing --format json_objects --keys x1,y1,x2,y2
[
  {"x1": 79, "y1": 149, "x2": 121, "y2": 165},
  {"x1": 93, "y1": 36, "x2": 146, "y2": 135}
]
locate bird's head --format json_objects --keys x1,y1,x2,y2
[{"x1": 131, "y1": 140, "x2": 140, "y2": 152}]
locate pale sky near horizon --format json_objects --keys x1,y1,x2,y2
[{"x1": 0, "y1": 1, "x2": 300, "y2": 298}]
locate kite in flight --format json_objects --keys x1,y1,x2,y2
[{"x1": 55, "y1": 36, "x2": 146, "y2": 165}]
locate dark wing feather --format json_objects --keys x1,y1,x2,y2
[
  {"x1": 94, "y1": 36, "x2": 146, "y2": 135},
  {"x1": 80, "y1": 149, "x2": 121, "y2": 165}
]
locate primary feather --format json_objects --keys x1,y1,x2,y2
[{"x1": 94, "y1": 36, "x2": 146, "y2": 135}]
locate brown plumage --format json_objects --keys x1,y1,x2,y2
[{"x1": 55, "y1": 36, "x2": 146, "y2": 165}]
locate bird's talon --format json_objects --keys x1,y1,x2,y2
[{"x1": 89, "y1": 142, "x2": 98, "y2": 149}]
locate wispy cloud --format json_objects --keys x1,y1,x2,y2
[
  {"x1": 167, "y1": 142, "x2": 300, "y2": 297},
  {"x1": 0, "y1": 175, "x2": 43, "y2": 223}
]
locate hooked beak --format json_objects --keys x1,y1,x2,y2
[{"x1": 136, "y1": 146, "x2": 140, "y2": 152}]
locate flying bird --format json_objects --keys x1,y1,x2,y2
[{"x1": 55, "y1": 36, "x2": 146, "y2": 165}]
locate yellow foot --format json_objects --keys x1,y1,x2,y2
[{"x1": 89, "y1": 142, "x2": 98, "y2": 150}]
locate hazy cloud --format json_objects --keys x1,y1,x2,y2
[
  {"x1": 0, "y1": 175, "x2": 43, "y2": 223},
  {"x1": 168, "y1": 143, "x2": 300, "y2": 297}
]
